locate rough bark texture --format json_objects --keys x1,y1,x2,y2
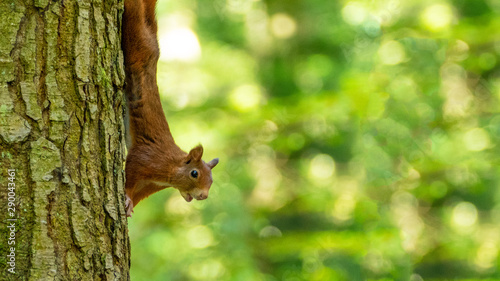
[{"x1": 0, "y1": 0, "x2": 130, "y2": 280}]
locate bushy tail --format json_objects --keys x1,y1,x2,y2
[
  {"x1": 122, "y1": 0, "x2": 159, "y2": 102},
  {"x1": 122, "y1": 0, "x2": 170, "y2": 146}
]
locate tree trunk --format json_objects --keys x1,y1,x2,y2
[{"x1": 0, "y1": 0, "x2": 130, "y2": 280}]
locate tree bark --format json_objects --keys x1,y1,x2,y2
[{"x1": 0, "y1": 0, "x2": 130, "y2": 280}]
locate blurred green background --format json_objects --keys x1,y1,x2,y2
[{"x1": 128, "y1": 0, "x2": 500, "y2": 280}]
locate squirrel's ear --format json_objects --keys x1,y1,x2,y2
[
  {"x1": 207, "y1": 158, "x2": 219, "y2": 169},
  {"x1": 187, "y1": 145, "x2": 203, "y2": 163}
]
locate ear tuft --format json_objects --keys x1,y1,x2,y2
[
  {"x1": 207, "y1": 158, "x2": 219, "y2": 169},
  {"x1": 187, "y1": 145, "x2": 203, "y2": 162}
]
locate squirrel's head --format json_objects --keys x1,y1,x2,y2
[{"x1": 174, "y1": 145, "x2": 219, "y2": 202}]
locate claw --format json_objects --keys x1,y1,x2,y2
[{"x1": 125, "y1": 194, "x2": 134, "y2": 217}]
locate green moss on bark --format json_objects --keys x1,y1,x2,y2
[{"x1": 0, "y1": 0, "x2": 129, "y2": 280}]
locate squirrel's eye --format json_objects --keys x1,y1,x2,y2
[{"x1": 190, "y1": 170, "x2": 199, "y2": 178}]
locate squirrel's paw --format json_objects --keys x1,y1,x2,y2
[{"x1": 125, "y1": 194, "x2": 134, "y2": 217}]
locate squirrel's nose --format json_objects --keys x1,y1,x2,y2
[{"x1": 197, "y1": 193, "x2": 208, "y2": 200}]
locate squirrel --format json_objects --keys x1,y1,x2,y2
[{"x1": 122, "y1": 0, "x2": 219, "y2": 217}]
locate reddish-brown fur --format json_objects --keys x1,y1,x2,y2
[{"x1": 122, "y1": 0, "x2": 218, "y2": 217}]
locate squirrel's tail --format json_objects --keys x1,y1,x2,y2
[{"x1": 122, "y1": 0, "x2": 159, "y2": 102}]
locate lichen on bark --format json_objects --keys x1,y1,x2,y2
[{"x1": 0, "y1": 0, "x2": 129, "y2": 280}]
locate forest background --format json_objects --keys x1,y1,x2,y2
[{"x1": 128, "y1": 0, "x2": 500, "y2": 280}]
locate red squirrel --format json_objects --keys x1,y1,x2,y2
[{"x1": 122, "y1": 0, "x2": 219, "y2": 217}]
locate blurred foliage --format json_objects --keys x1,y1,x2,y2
[{"x1": 128, "y1": 0, "x2": 500, "y2": 280}]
